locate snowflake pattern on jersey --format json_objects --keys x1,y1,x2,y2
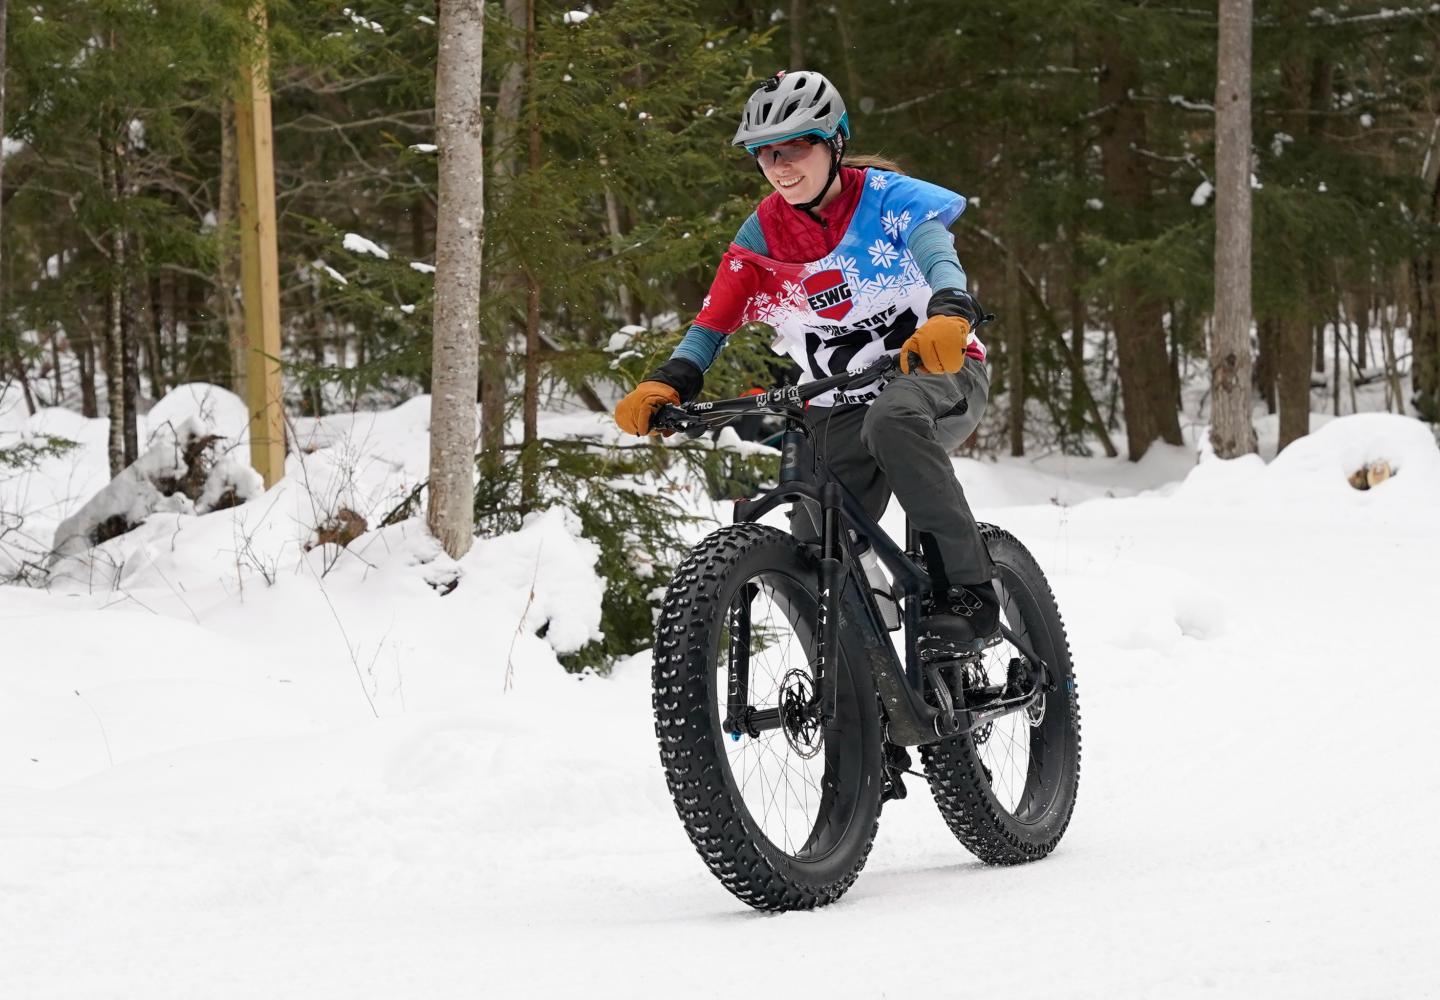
[
  {"x1": 693, "y1": 170, "x2": 977, "y2": 405},
  {"x1": 881, "y1": 209, "x2": 911, "y2": 239},
  {"x1": 868, "y1": 239, "x2": 899, "y2": 268},
  {"x1": 807, "y1": 252, "x2": 862, "y2": 288}
]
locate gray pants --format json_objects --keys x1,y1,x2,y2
[{"x1": 791, "y1": 357, "x2": 993, "y2": 588}]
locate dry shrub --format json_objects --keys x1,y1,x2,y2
[
  {"x1": 308, "y1": 507, "x2": 368, "y2": 550},
  {"x1": 153, "y1": 434, "x2": 223, "y2": 501}
]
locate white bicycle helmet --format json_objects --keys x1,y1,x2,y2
[{"x1": 733, "y1": 70, "x2": 850, "y2": 154}]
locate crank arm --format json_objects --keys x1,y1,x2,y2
[{"x1": 959, "y1": 689, "x2": 1042, "y2": 735}]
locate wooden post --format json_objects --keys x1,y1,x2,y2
[{"x1": 234, "y1": 2, "x2": 285, "y2": 486}]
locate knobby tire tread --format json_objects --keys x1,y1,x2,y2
[
  {"x1": 920, "y1": 525, "x2": 1083, "y2": 865},
  {"x1": 652, "y1": 523, "x2": 881, "y2": 911}
]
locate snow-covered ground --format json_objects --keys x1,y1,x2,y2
[{"x1": 2, "y1": 383, "x2": 1439, "y2": 998}]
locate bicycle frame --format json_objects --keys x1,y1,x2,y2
[{"x1": 655, "y1": 356, "x2": 1049, "y2": 748}]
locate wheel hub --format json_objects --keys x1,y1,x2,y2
[{"x1": 779, "y1": 669, "x2": 823, "y2": 759}]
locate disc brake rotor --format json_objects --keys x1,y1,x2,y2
[{"x1": 779, "y1": 668, "x2": 823, "y2": 759}]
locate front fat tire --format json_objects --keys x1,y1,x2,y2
[
  {"x1": 921, "y1": 526, "x2": 1082, "y2": 865},
  {"x1": 653, "y1": 524, "x2": 884, "y2": 911}
]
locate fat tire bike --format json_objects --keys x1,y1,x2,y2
[{"x1": 650, "y1": 355, "x2": 1081, "y2": 911}]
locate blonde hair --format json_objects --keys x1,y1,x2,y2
[{"x1": 845, "y1": 153, "x2": 905, "y2": 174}]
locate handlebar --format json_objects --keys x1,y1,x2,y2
[{"x1": 650, "y1": 354, "x2": 900, "y2": 437}]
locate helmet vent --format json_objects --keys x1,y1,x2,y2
[
  {"x1": 782, "y1": 98, "x2": 801, "y2": 120},
  {"x1": 814, "y1": 81, "x2": 827, "y2": 101},
  {"x1": 817, "y1": 101, "x2": 831, "y2": 118}
]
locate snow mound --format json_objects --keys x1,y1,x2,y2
[
  {"x1": 50, "y1": 418, "x2": 262, "y2": 559},
  {"x1": 458, "y1": 506, "x2": 604, "y2": 656},
  {"x1": 1178, "y1": 414, "x2": 1439, "y2": 508},
  {"x1": 145, "y1": 382, "x2": 251, "y2": 445},
  {"x1": 1268, "y1": 413, "x2": 1440, "y2": 504},
  {"x1": 45, "y1": 383, "x2": 266, "y2": 563},
  {"x1": 23, "y1": 405, "x2": 95, "y2": 445}
]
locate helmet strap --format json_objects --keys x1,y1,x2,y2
[{"x1": 791, "y1": 135, "x2": 844, "y2": 226}]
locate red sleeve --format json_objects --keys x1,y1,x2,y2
[{"x1": 693, "y1": 246, "x2": 762, "y2": 334}]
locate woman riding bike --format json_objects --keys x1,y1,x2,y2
[{"x1": 615, "y1": 69, "x2": 999, "y2": 652}]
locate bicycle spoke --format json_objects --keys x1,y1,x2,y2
[{"x1": 717, "y1": 569, "x2": 833, "y2": 859}]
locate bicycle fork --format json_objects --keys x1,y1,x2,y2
[{"x1": 812, "y1": 482, "x2": 844, "y2": 728}]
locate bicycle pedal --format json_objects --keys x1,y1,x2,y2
[
  {"x1": 881, "y1": 743, "x2": 912, "y2": 804},
  {"x1": 883, "y1": 742, "x2": 913, "y2": 772}
]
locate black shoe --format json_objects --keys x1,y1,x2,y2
[{"x1": 920, "y1": 582, "x2": 1001, "y2": 654}]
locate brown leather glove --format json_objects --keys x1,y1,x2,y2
[
  {"x1": 614, "y1": 380, "x2": 681, "y2": 436},
  {"x1": 899, "y1": 314, "x2": 972, "y2": 375}
]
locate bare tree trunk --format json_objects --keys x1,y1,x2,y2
[
  {"x1": 305, "y1": 285, "x2": 326, "y2": 416},
  {"x1": 1411, "y1": 116, "x2": 1440, "y2": 420},
  {"x1": 1068, "y1": 88, "x2": 1087, "y2": 367},
  {"x1": 426, "y1": 0, "x2": 485, "y2": 558},
  {"x1": 1277, "y1": 315, "x2": 1310, "y2": 449},
  {"x1": 1098, "y1": 40, "x2": 1184, "y2": 460},
  {"x1": 1209, "y1": 0, "x2": 1256, "y2": 459},
  {"x1": 157, "y1": 268, "x2": 177, "y2": 393},
  {"x1": 51, "y1": 331, "x2": 62, "y2": 403},
  {"x1": 1332, "y1": 313, "x2": 1341, "y2": 415},
  {"x1": 110, "y1": 120, "x2": 140, "y2": 465},
  {"x1": 480, "y1": 0, "x2": 527, "y2": 469},
  {"x1": 218, "y1": 100, "x2": 247, "y2": 399},
  {"x1": 103, "y1": 280, "x2": 126, "y2": 477},
  {"x1": 7, "y1": 331, "x2": 36, "y2": 414},
  {"x1": 0, "y1": 0, "x2": 8, "y2": 307},
  {"x1": 76, "y1": 325, "x2": 98, "y2": 418},
  {"x1": 1276, "y1": 31, "x2": 1326, "y2": 446},
  {"x1": 0, "y1": 0, "x2": 17, "y2": 417},
  {"x1": 1381, "y1": 273, "x2": 1405, "y2": 414},
  {"x1": 1254, "y1": 319, "x2": 1278, "y2": 414},
  {"x1": 1165, "y1": 304, "x2": 1179, "y2": 410},
  {"x1": 1355, "y1": 291, "x2": 1369, "y2": 371},
  {"x1": 1005, "y1": 238, "x2": 1024, "y2": 456},
  {"x1": 598, "y1": 153, "x2": 638, "y2": 326},
  {"x1": 520, "y1": 0, "x2": 542, "y2": 513},
  {"x1": 100, "y1": 128, "x2": 128, "y2": 477},
  {"x1": 121, "y1": 236, "x2": 140, "y2": 464},
  {"x1": 145, "y1": 275, "x2": 166, "y2": 399}
]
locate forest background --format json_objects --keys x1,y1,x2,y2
[{"x1": 2, "y1": 0, "x2": 1438, "y2": 666}]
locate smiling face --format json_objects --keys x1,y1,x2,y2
[{"x1": 756, "y1": 138, "x2": 832, "y2": 205}]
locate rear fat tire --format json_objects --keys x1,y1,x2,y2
[
  {"x1": 921, "y1": 525, "x2": 1082, "y2": 864},
  {"x1": 652, "y1": 524, "x2": 884, "y2": 911}
]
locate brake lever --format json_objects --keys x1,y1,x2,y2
[{"x1": 652, "y1": 403, "x2": 711, "y2": 440}]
